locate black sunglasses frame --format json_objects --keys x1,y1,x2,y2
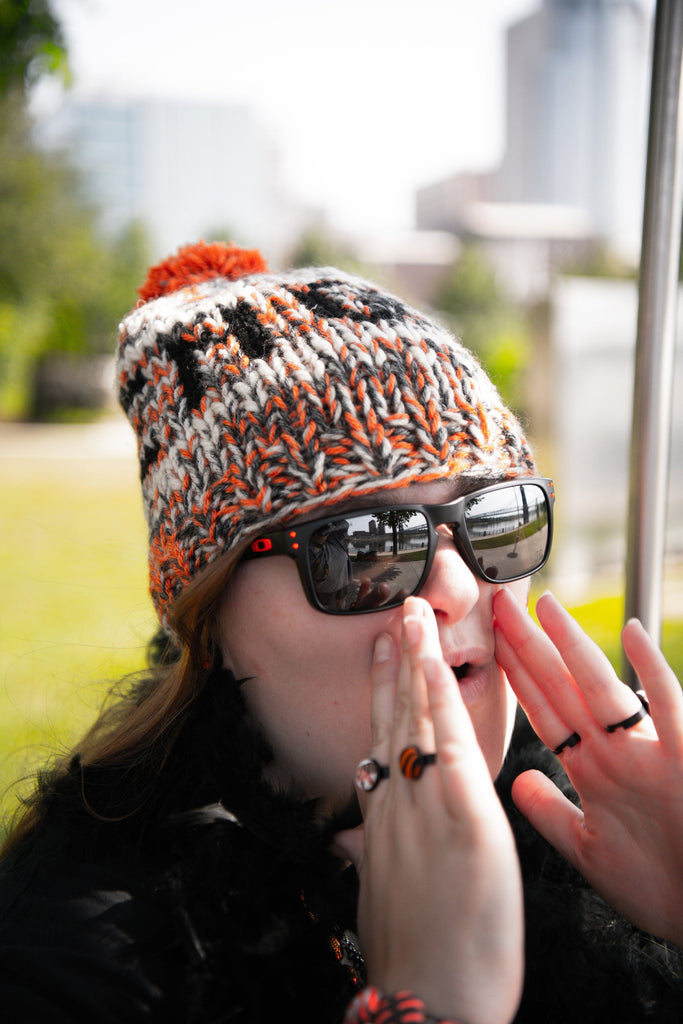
[{"x1": 241, "y1": 477, "x2": 555, "y2": 615}]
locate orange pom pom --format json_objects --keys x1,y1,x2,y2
[{"x1": 138, "y1": 241, "x2": 268, "y2": 302}]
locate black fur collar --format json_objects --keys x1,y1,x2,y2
[{"x1": 22, "y1": 678, "x2": 683, "y2": 1022}]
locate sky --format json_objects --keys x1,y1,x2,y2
[{"x1": 45, "y1": 0, "x2": 542, "y2": 232}]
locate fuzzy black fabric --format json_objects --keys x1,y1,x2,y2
[
  {"x1": 0, "y1": 672, "x2": 362, "y2": 1024},
  {"x1": 0, "y1": 677, "x2": 681, "y2": 1023}
]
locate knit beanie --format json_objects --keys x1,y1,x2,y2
[{"x1": 117, "y1": 241, "x2": 535, "y2": 631}]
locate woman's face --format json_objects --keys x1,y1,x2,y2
[{"x1": 216, "y1": 477, "x2": 530, "y2": 820}]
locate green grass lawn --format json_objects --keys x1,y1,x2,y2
[
  {"x1": 0, "y1": 446, "x2": 156, "y2": 837},
  {"x1": 1, "y1": 439, "x2": 682, "y2": 841}
]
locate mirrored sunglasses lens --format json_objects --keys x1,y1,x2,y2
[
  {"x1": 308, "y1": 511, "x2": 429, "y2": 612},
  {"x1": 465, "y1": 484, "x2": 550, "y2": 581}
]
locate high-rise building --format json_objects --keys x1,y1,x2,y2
[
  {"x1": 499, "y1": 0, "x2": 650, "y2": 254},
  {"x1": 417, "y1": 0, "x2": 652, "y2": 268},
  {"x1": 39, "y1": 96, "x2": 314, "y2": 261}
]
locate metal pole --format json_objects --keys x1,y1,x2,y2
[{"x1": 624, "y1": 0, "x2": 683, "y2": 683}]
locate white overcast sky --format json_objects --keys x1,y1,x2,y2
[{"x1": 46, "y1": 0, "x2": 654, "y2": 232}]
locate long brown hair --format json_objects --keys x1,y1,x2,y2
[{"x1": 1, "y1": 544, "x2": 246, "y2": 856}]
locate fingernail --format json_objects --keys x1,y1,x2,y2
[{"x1": 374, "y1": 633, "x2": 393, "y2": 663}]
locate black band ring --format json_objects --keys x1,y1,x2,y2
[
  {"x1": 605, "y1": 692, "x2": 650, "y2": 733},
  {"x1": 355, "y1": 758, "x2": 390, "y2": 793},
  {"x1": 552, "y1": 731, "x2": 581, "y2": 756},
  {"x1": 399, "y1": 745, "x2": 437, "y2": 780}
]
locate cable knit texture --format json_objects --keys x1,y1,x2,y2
[{"x1": 117, "y1": 242, "x2": 535, "y2": 629}]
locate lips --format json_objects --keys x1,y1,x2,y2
[
  {"x1": 445, "y1": 646, "x2": 490, "y2": 680},
  {"x1": 445, "y1": 647, "x2": 494, "y2": 705}
]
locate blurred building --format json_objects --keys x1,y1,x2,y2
[
  {"x1": 543, "y1": 276, "x2": 683, "y2": 601},
  {"x1": 417, "y1": 0, "x2": 652, "y2": 297},
  {"x1": 499, "y1": 0, "x2": 650, "y2": 253},
  {"x1": 37, "y1": 96, "x2": 317, "y2": 262}
]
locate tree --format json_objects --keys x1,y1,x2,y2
[
  {"x1": 373, "y1": 510, "x2": 415, "y2": 556},
  {"x1": 0, "y1": 3, "x2": 150, "y2": 417},
  {"x1": 287, "y1": 227, "x2": 369, "y2": 276},
  {"x1": 434, "y1": 245, "x2": 531, "y2": 416},
  {"x1": 0, "y1": 0, "x2": 68, "y2": 96}
]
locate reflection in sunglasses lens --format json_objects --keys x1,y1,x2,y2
[
  {"x1": 308, "y1": 484, "x2": 550, "y2": 610},
  {"x1": 309, "y1": 511, "x2": 429, "y2": 612},
  {"x1": 466, "y1": 484, "x2": 549, "y2": 581}
]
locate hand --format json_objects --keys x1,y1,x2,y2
[
  {"x1": 494, "y1": 588, "x2": 683, "y2": 947},
  {"x1": 335, "y1": 597, "x2": 524, "y2": 1024},
  {"x1": 352, "y1": 578, "x2": 411, "y2": 611}
]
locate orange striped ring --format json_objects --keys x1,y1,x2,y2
[{"x1": 399, "y1": 745, "x2": 437, "y2": 780}]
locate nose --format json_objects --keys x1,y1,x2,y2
[{"x1": 417, "y1": 527, "x2": 482, "y2": 624}]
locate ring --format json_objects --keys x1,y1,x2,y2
[
  {"x1": 399, "y1": 745, "x2": 437, "y2": 780},
  {"x1": 552, "y1": 731, "x2": 581, "y2": 756},
  {"x1": 355, "y1": 758, "x2": 390, "y2": 792},
  {"x1": 605, "y1": 692, "x2": 650, "y2": 733}
]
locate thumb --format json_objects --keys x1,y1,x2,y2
[
  {"x1": 511, "y1": 768, "x2": 583, "y2": 866},
  {"x1": 331, "y1": 824, "x2": 365, "y2": 867}
]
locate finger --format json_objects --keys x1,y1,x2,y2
[
  {"x1": 359, "y1": 632, "x2": 400, "y2": 801},
  {"x1": 495, "y1": 622, "x2": 579, "y2": 756},
  {"x1": 535, "y1": 593, "x2": 653, "y2": 733},
  {"x1": 356, "y1": 578, "x2": 392, "y2": 610},
  {"x1": 404, "y1": 595, "x2": 442, "y2": 663},
  {"x1": 622, "y1": 618, "x2": 683, "y2": 755},
  {"x1": 422, "y1": 652, "x2": 497, "y2": 814},
  {"x1": 331, "y1": 824, "x2": 365, "y2": 867},
  {"x1": 493, "y1": 588, "x2": 590, "y2": 728},
  {"x1": 409, "y1": 596, "x2": 501, "y2": 805},
  {"x1": 511, "y1": 769, "x2": 584, "y2": 870},
  {"x1": 393, "y1": 598, "x2": 439, "y2": 763},
  {"x1": 371, "y1": 582, "x2": 392, "y2": 607}
]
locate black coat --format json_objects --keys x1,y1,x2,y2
[{"x1": 0, "y1": 677, "x2": 681, "y2": 1023}]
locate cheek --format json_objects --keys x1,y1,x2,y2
[
  {"x1": 217, "y1": 558, "x2": 404, "y2": 676},
  {"x1": 215, "y1": 562, "x2": 402, "y2": 784},
  {"x1": 505, "y1": 578, "x2": 531, "y2": 610},
  {"x1": 216, "y1": 562, "x2": 303, "y2": 671}
]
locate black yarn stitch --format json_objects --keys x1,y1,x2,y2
[
  {"x1": 158, "y1": 330, "x2": 206, "y2": 410},
  {"x1": 217, "y1": 299, "x2": 276, "y2": 360},
  {"x1": 287, "y1": 282, "x2": 410, "y2": 325}
]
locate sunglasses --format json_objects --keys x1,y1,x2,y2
[{"x1": 242, "y1": 477, "x2": 555, "y2": 615}]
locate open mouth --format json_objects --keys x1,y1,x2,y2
[{"x1": 453, "y1": 663, "x2": 470, "y2": 681}]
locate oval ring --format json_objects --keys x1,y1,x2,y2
[
  {"x1": 399, "y1": 745, "x2": 437, "y2": 780},
  {"x1": 355, "y1": 758, "x2": 390, "y2": 792},
  {"x1": 605, "y1": 692, "x2": 650, "y2": 734}
]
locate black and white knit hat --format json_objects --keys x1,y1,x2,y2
[{"x1": 117, "y1": 241, "x2": 535, "y2": 630}]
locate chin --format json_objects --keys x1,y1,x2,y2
[{"x1": 469, "y1": 674, "x2": 517, "y2": 780}]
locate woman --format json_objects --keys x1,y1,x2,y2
[{"x1": 0, "y1": 241, "x2": 681, "y2": 1023}]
